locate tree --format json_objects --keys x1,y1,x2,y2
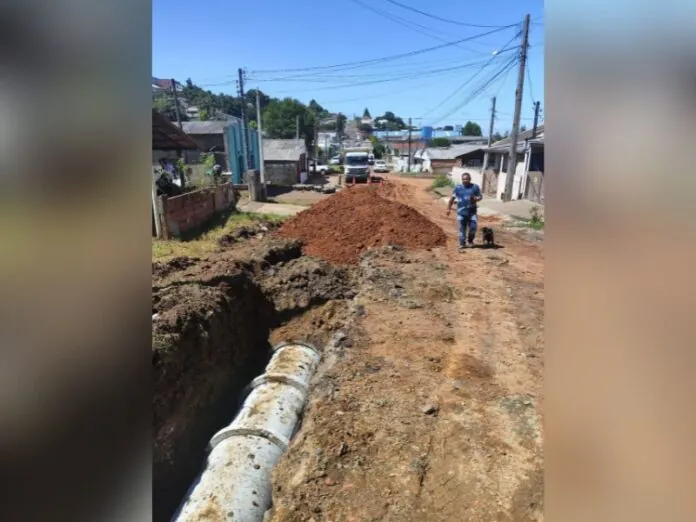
[
  {"x1": 492, "y1": 132, "x2": 505, "y2": 143},
  {"x1": 359, "y1": 123, "x2": 373, "y2": 134},
  {"x1": 152, "y1": 91, "x2": 188, "y2": 122},
  {"x1": 443, "y1": 125, "x2": 454, "y2": 131},
  {"x1": 520, "y1": 125, "x2": 527, "y2": 132},
  {"x1": 262, "y1": 97, "x2": 316, "y2": 149},
  {"x1": 462, "y1": 121, "x2": 483, "y2": 136},
  {"x1": 336, "y1": 113, "x2": 347, "y2": 136},
  {"x1": 308, "y1": 99, "x2": 327, "y2": 116},
  {"x1": 363, "y1": 108, "x2": 371, "y2": 119},
  {"x1": 429, "y1": 137, "x2": 451, "y2": 147},
  {"x1": 375, "y1": 111, "x2": 406, "y2": 131}
]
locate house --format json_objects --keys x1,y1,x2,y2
[
  {"x1": 263, "y1": 139, "x2": 308, "y2": 186},
  {"x1": 483, "y1": 124, "x2": 544, "y2": 202},
  {"x1": 181, "y1": 121, "x2": 228, "y2": 169},
  {"x1": 414, "y1": 144, "x2": 485, "y2": 174},
  {"x1": 152, "y1": 77, "x2": 186, "y2": 95}
]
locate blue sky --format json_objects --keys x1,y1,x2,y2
[{"x1": 153, "y1": 0, "x2": 544, "y2": 132}]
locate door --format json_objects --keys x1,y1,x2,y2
[
  {"x1": 525, "y1": 171, "x2": 544, "y2": 203},
  {"x1": 482, "y1": 171, "x2": 498, "y2": 195}
]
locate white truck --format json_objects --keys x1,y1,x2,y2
[{"x1": 342, "y1": 147, "x2": 371, "y2": 183}]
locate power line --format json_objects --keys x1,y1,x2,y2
[
  {"x1": 247, "y1": 51, "x2": 517, "y2": 86},
  {"x1": 346, "y1": 0, "x2": 495, "y2": 56},
  {"x1": 426, "y1": 55, "x2": 520, "y2": 126},
  {"x1": 418, "y1": 30, "x2": 521, "y2": 119},
  {"x1": 385, "y1": 0, "x2": 519, "y2": 28},
  {"x1": 249, "y1": 25, "x2": 517, "y2": 74},
  {"x1": 526, "y1": 63, "x2": 536, "y2": 105}
]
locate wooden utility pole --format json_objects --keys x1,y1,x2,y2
[
  {"x1": 503, "y1": 14, "x2": 531, "y2": 201},
  {"x1": 532, "y1": 101, "x2": 541, "y2": 138},
  {"x1": 170, "y1": 79, "x2": 183, "y2": 130},
  {"x1": 256, "y1": 89, "x2": 266, "y2": 190},
  {"x1": 237, "y1": 68, "x2": 251, "y2": 172},
  {"x1": 482, "y1": 96, "x2": 496, "y2": 172},
  {"x1": 296, "y1": 115, "x2": 300, "y2": 140},
  {"x1": 407, "y1": 117, "x2": 412, "y2": 173},
  {"x1": 313, "y1": 119, "x2": 319, "y2": 163}
]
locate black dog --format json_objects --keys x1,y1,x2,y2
[{"x1": 481, "y1": 227, "x2": 495, "y2": 247}]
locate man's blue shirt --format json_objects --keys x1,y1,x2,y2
[{"x1": 451, "y1": 182, "x2": 482, "y2": 217}]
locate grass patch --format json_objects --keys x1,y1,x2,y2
[
  {"x1": 152, "y1": 211, "x2": 286, "y2": 262},
  {"x1": 429, "y1": 174, "x2": 454, "y2": 191}
]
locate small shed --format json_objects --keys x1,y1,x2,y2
[{"x1": 263, "y1": 139, "x2": 308, "y2": 186}]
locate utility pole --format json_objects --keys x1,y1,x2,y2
[
  {"x1": 482, "y1": 96, "x2": 496, "y2": 172},
  {"x1": 237, "y1": 68, "x2": 251, "y2": 172},
  {"x1": 532, "y1": 101, "x2": 541, "y2": 138},
  {"x1": 313, "y1": 118, "x2": 318, "y2": 165},
  {"x1": 407, "y1": 117, "x2": 412, "y2": 173},
  {"x1": 296, "y1": 115, "x2": 300, "y2": 140},
  {"x1": 170, "y1": 79, "x2": 183, "y2": 130},
  {"x1": 256, "y1": 89, "x2": 266, "y2": 190},
  {"x1": 503, "y1": 14, "x2": 530, "y2": 201}
]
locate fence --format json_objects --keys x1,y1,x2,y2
[{"x1": 153, "y1": 182, "x2": 237, "y2": 239}]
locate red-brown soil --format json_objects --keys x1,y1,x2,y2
[{"x1": 276, "y1": 184, "x2": 447, "y2": 264}]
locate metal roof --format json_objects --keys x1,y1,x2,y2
[
  {"x1": 263, "y1": 139, "x2": 307, "y2": 161},
  {"x1": 489, "y1": 124, "x2": 544, "y2": 148},
  {"x1": 152, "y1": 111, "x2": 200, "y2": 150},
  {"x1": 181, "y1": 121, "x2": 230, "y2": 135},
  {"x1": 425, "y1": 144, "x2": 484, "y2": 160}
]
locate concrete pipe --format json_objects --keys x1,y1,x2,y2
[{"x1": 172, "y1": 341, "x2": 320, "y2": 522}]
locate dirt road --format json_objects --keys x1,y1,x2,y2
[{"x1": 269, "y1": 177, "x2": 544, "y2": 521}]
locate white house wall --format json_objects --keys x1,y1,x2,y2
[{"x1": 450, "y1": 167, "x2": 483, "y2": 188}]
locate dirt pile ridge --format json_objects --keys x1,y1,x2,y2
[{"x1": 276, "y1": 184, "x2": 447, "y2": 264}]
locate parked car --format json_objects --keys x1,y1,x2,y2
[
  {"x1": 373, "y1": 160, "x2": 389, "y2": 173},
  {"x1": 309, "y1": 161, "x2": 331, "y2": 175},
  {"x1": 329, "y1": 156, "x2": 342, "y2": 165}
]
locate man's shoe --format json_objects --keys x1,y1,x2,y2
[{"x1": 458, "y1": 245, "x2": 466, "y2": 252}]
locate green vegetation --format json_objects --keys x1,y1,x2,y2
[
  {"x1": 528, "y1": 205, "x2": 545, "y2": 230},
  {"x1": 152, "y1": 212, "x2": 285, "y2": 261},
  {"x1": 428, "y1": 137, "x2": 451, "y2": 147},
  {"x1": 430, "y1": 174, "x2": 454, "y2": 190},
  {"x1": 462, "y1": 121, "x2": 483, "y2": 136}
]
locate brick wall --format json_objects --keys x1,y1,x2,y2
[{"x1": 157, "y1": 183, "x2": 236, "y2": 238}]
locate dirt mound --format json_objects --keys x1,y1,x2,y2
[
  {"x1": 276, "y1": 185, "x2": 447, "y2": 264},
  {"x1": 152, "y1": 256, "x2": 199, "y2": 278}
]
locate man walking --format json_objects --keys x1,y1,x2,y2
[{"x1": 447, "y1": 172, "x2": 483, "y2": 251}]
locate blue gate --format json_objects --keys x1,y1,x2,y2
[{"x1": 225, "y1": 118, "x2": 260, "y2": 183}]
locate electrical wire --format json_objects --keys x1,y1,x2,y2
[
  {"x1": 246, "y1": 51, "x2": 517, "y2": 85},
  {"x1": 418, "y1": 30, "x2": 521, "y2": 118},
  {"x1": 425, "y1": 55, "x2": 519, "y2": 126},
  {"x1": 526, "y1": 63, "x2": 536, "y2": 105},
  {"x1": 346, "y1": 0, "x2": 495, "y2": 56},
  {"x1": 384, "y1": 0, "x2": 519, "y2": 28},
  {"x1": 248, "y1": 25, "x2": 517, "y2": 74}
]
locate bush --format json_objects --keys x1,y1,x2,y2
[
  {"x1": 529, "y1": 205, "x2": 545, "y2": 230},
  {"x1": 430, "y1": 174, "x2": 453, "y2": 190}
]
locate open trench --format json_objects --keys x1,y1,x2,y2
[{"x1": 152, "y1": 235, "x2": 357, "y2": 522}]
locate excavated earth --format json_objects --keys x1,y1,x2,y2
[{"x1": 152, "y1": 179, "x2": 544, "y2": 522}]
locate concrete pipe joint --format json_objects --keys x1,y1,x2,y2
[{"x1": 172, "y1": 341, "x2": 320, "y2": 522}]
